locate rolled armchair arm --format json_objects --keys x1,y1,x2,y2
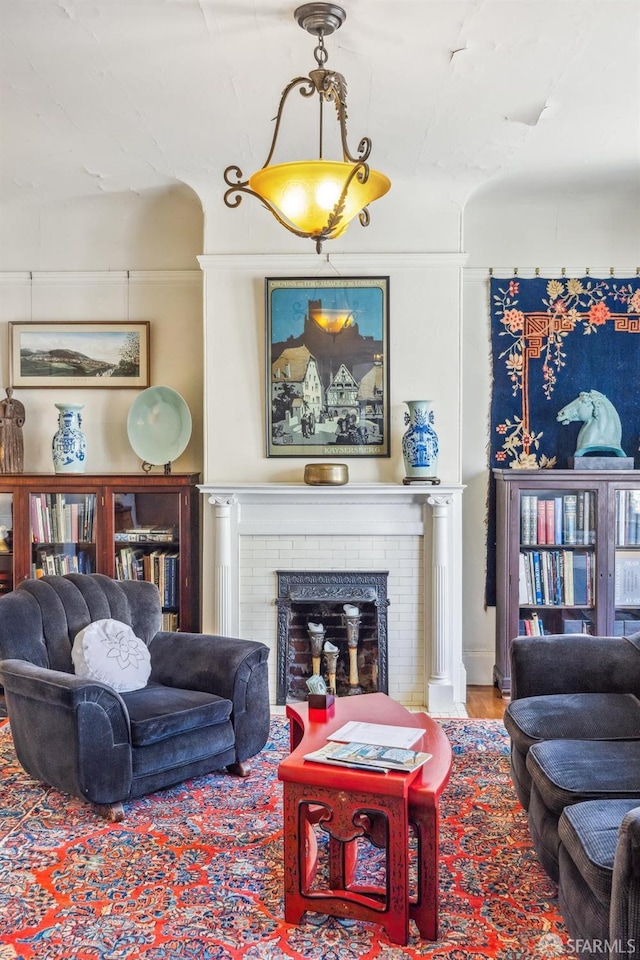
[
  {"x1": 0, "y1": 659, "x2": 132, "y2": 805},
  {"x1": 510, "y1": 635, "x2": 640, "y2": 701},
  {"x1": 148, "y1": 632, "x2": 270, "y2": 762},
  {"x1": 610, "y1": 807, "x2": 640, "y2": 949}
]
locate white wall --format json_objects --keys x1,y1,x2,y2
[{"x1": 0, "y1": 186, "x2": 203, "y2": 271}]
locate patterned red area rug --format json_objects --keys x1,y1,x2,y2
[{"x1": 0, "y1": 717, "x2": 573, "y2": 959}]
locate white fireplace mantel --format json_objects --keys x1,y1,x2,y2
[{"x1": 199, "y1": 482, "x2": 466, "y2": 712}]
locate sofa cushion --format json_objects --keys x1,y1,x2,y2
[
  {"x1": 121, "y1": 682, "x2": 233, "y2": 746},
  {"x1": 559, "y1": 799, "x2": 640, "y2": 908},
  {"x1": 527, "y1": 739, "x2": 640, "y2": 816},
  {"x1": 72, "y1": 618, "x2": 151, "y2": 692},
  {"x1": 505, "y1": 693, "x2": 640, "y2": 754}
]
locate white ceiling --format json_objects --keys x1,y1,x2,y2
[{"x1": 1, "y1": 0, "x2": 639, "y2": 214}]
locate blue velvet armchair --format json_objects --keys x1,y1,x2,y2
[{"x1": 0, "y1": 573, "x2": 270, "y2": 820}]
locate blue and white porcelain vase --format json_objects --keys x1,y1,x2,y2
[
  {"x1": 52, "y1": 402, "x2": 87, "y2": 473},
  {"x1": 401, "y1": 400, "x2": 439, "y2": 479}
]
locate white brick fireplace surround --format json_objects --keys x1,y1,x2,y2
[{"x1": 199, "y1": 483, "x2": 466, "y2": 714}]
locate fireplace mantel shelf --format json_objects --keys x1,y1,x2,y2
[{"x1": 199, "y1": 481, "x2": 464, "y2": 502}]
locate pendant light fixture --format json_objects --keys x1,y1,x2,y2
[{"x1": 223, "y1": 3, "x2": 390, "y2": 253}]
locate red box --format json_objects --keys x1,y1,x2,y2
[{"x1": 308, "y1": 693, "x2": 335, "y2": 722}]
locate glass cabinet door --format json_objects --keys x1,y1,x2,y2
[
  {"x1": 518, "y1": 487, "x2": 597, "y2": 636},
  {"x1": 614, "y1": 488, "x2": 640, "y2": 636},
  {"x1": 113, "y1": 491, "x2": 180, "y2": 630},
  {"x1": 0, "y1": 492, "x2": 14, "y2": 595},
  {"x1": 30, "y1": 491, "x2": 96, "y2": 578}
]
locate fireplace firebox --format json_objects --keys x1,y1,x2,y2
[{"x1": 276, "y1": 570, "x2": 389, "y2": 705}]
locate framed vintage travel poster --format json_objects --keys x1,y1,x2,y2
[
  {"x1": 9, "y1": 321, "x2": 150, "y2": 389},
  {"x1": 265, "y1": 277, "x2": 390, "y2": 458}
]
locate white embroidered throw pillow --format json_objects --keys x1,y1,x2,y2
[{"x1": 72, "y1": 618, "x2": 151, "y2": 692}]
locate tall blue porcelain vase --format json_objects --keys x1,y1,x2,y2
[
  {"x1": 52, "y1": 403, "x2": 87, "y2": 473},
  {"x1": 401, "y1": 400, "x2": 439, "y2": 480}
]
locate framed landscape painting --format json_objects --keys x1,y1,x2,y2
[
  {"x1": 266, "y1": 276, "x2": 390, "y2": 458},
  {"x1": 9, "y1": 321, "x2": 150, "y2": 388}
]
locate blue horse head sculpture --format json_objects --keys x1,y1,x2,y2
[{"x1": 556, "y1": 390, "x2": 626, "y2": 458}]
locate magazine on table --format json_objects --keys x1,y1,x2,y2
[
  {"x1": 304, "y1": 739, "x2": 432, "y2": 774},
  {"x1": 326, "y1": 720, "x2": 424, "y2": 750}
]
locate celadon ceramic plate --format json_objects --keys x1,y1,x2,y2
[{"x1": 127, "y1": 386, "x2": 192, "y2": 465}]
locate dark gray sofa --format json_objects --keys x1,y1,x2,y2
[
  {"x1": 0, "y1": 574, "x2": 270, "y2": 819},
  {"x1": 503, "y1": 633, "x2": 640, "y2": 956}
]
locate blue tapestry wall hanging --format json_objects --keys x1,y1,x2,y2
[{"x1": 486, "y1": 274, "x2": 640, "y2": 606}]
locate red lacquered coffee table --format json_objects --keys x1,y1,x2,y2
[{"x1": 279, "y1": 692, "x2": 452, "y2": 945}]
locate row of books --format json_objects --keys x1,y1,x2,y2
[
  {"x1": 520, "y1": 615, "x2": 640, "y2": 637},
  {"x1": 561, "y1": 615, "x2": 594, "y2": 634},
  {"x1": 115, "y1": 546, "x2": 179, "y2": 608},
  {"x1": 161, "y1": 611, "x2": 179, "y2": 631},
  {"x1": 519, "y1": 615, "x2": 595, "y2": 636},
  {"x1": 32, "y1": 548, "x2": 94, "y2": 578},
  {"x1": 30, "y1": 493, "x2": 95, "y2": 545},
  {"x1": 519, "y1": 549, "x2": 593, "y2": 606},
  {"x1": 613, "y1": 614, "x2": 640, "y2": 636},
  {"x1": 520, "y1": 493, "x2": 595, "y2": 547},
  {"x1": 518, "y1": 613, "x2": 548, "y2": 636},
  {"x1": 114, "y1": 525, "x2": 177, "y2": 544},
  {"x1": 615, "y1": 490, "x2": 640, "y2": 546}
]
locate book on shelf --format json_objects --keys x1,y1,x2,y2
[
  {"x1": 304, "y1": 739, "x2": 432, "y2": 774},
  {"x1": 537, "y1": 500, "x2": 547, "y2": 545},
  {"x1": 563, "y1": 494, "x2": 578, "y2": 545},
  {"x1": 531, "y1": 551, "x2": 543, "y2": 604},
  {"x1": 615, "y1": 551, "x2": 640, "y2": 606},
  {"x1": 563, "y1": 549, "x2": 574, "y2": 605},
  {"x1": 572, "y1": 551, "x2": 590, "y2": 606},
  {"x1": 521, "y1": 494, "x2": 538, "y2": 545},
  {"x1": 521, "y1": 495, "x2": 533, "y2": 545},
  {"x1": 518, "y1": 553, "x2": 531, "y2": 604},
  {"x1": 554, "y1": 497, "x2": 563, "y2": 545},
  {"x1": 544, "y1": 499, "x2": 556, "y2": 545}
]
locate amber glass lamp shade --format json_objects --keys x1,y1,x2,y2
[{"x1": 249, "y1": 160, "x2": 391, "y2": 240}]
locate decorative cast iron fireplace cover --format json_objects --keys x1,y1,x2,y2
[{"x1": 275, "y1": 570, "x2": 389, "y2": 705}]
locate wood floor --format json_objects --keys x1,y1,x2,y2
[{"x1": 465, "y1": 685, "x2": 508, "y2": 720}]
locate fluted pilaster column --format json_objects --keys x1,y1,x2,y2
[
  {"x1": 207, "y1": 493, "x2": 237, "y2": 636},
  {"x1": 426, "y1": 493, "x2": 455, "y2": 711}
]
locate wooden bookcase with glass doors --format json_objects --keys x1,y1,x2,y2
[
  {"x1": 0, "y1": 473, "x2": 200, "y2": 633},
  {"x1": 494, "y1": 469, "x2": 640, "y2": 695}
]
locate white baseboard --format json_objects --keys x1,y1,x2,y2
[{"x1": 463, "y1": 651, "x2": 495, "y2": 686}]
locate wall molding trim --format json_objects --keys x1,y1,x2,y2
[
  {"x1": 0, "y1": 270, "x2": 200, "y2": 286},
  {"x1": 198, "y1": 252, "x2": 468, "y2": 273}
]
